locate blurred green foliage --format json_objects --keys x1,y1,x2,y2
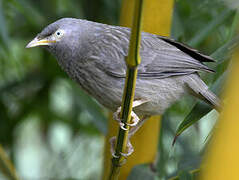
[
  {"x1": 0, "y1": 0, "x2": 121, "y2": 179},
  {"x1": 0, "y1": 0, "x2": 123, "y2": 145},
  {"x1": 0, "y1": 0, "x2": 237, "y2": 179}
]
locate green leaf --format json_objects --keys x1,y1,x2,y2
[
  {"x1": 188, "y1": 9, "x2": 235, "y2": 47},
  {"x1": 173, "y1": 70, "x2": 227, "y2": 144},
  {"x1": 171, "y1": 2, "x2": 186, "y2": 40},
  {"x1": 227, "y1": 11, "x2": 239, "y2": 41},
  {"x1": 127, "y1": 164, "x2": 157, "y2": 180},
  {"x1": 172, "y1": 29, "x2": 239, "y2": 144},
  {"x1": 7, "y1": 0, "x2": 45, "y2": 28},
  {"x1": 0, "y1": 1, "x2": 9, "y2": 50},
  {"x1": 211, "y1": 34, "x2": 239, "y2": 65}
]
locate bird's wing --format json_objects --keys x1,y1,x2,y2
[
  {"x1": 137, "y1": 34, "x2": 214, "y2": 79},
  {"x1": 89, "y1": 26, "x2": 214, "y2": 79}
]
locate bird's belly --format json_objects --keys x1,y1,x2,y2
[
  {"x1": 134, "y1": 76, "x2": 186, "y2": 115},
  {"x1": 71, "y1": 68, "x2": 124, "y2": 111},
  {"x1": 91, "y1": 75, "x2": 187, "y2": 115},
  {"x1": 66, "y1": 62, "x2": 187, "y2": 115}
]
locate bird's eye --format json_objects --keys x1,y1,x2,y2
[{"x1": 54, "y1": 30, "x2": 64, "y2": 39}]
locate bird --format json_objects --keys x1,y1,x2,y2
[{"x1": 26, "y1": 18, "x2": 221, "y2": 156}]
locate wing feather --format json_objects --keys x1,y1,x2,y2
[{"x1": 89, "y1": 25, "x2": 215, "y2": 79}]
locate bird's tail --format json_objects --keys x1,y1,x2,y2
[
  {"x1": 185, "y1": 74, "x2": 221, "y2": 111},
  {"x1": 199, "y1": 88, "x2": 221, "y2": 111}
]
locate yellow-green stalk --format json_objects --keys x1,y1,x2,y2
[
  {"x1": 108, "y1": 0, "x2": 144, "y2": 179},
  {"x1": 103, "y1": 0, "x2": 174, "y2": 179},
  {"x1": 200, "y1": 18, "x2": 239, "y2": 180}
]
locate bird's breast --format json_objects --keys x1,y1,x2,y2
[
  {"x1": 59, "y1": 58, "x2": 124, "y2": 111},
  {"x1": 57, "y1": 55, "x2": 188, "y2": 115}
]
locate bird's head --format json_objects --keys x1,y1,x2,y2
[{"x1": 26, "y1": 18, "x2": 87, "y2": 58}]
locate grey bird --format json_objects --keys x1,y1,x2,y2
[{"x1": 26, "y1": 18, "x2": 221, "y2": 155}]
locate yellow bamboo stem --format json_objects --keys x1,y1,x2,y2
[
  {"x1": 103, "y1": 0, "x2": 174, "y2": 179},
  {"x1": 200, "y1": 23, "x2": 239, "y2": 180}
]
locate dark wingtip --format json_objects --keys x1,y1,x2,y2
[
  {"x1": 159, "y1": 36, "x2": 216, "y2": 63},
  {"x1": 203, "y1": 67, "x2": 215, "y2": 73}
]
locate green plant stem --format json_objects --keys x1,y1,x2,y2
[
  {"x1": 0, "y1": 145, "x2": 20, "y2": 180},
  {"x1": 169, "y1": 168, "x2": 200, "y2": 180},
  {"x1": 108, "y1": 0, "x2": 144, "y2": 179}
]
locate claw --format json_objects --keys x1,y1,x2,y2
[
  {"x1": 110, "y1": 100, "x2": 148, "y2": 158},
  {"x1": 126, "y1": 111, "x2": 139, "y2": 127},
  {"x1": 109, "y1": 137, "x2": 119, "y2": 158},
  {"x1": 119, "y1": 122, "x2": 128, "y2": 131},
  {"x1": 113, "y1": 107, "x2": 122, "y2": 123},
  {"x1": 113, "y1": 107, "x2": 127, "y2": 130},
  {"x1": 120, "y1": 140, "x2": 134, "y2": 157},
  {"x1": 113, "y1": 107, "x2": 140, "y2": 130},
  {"x1": 109, "y1": 137, "x2": 134, "y2": 158}
]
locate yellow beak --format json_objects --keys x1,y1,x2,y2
[{"x1": 26, "y1": 37, "x2": 56, "y2": 48}]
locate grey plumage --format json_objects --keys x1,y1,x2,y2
[{"x1": 27, "y1": 18, "x2": 221, "y2": 115}]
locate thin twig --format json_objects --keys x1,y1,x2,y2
[{"x1": 0, "y1": 145, "x2": 20, "y2": 180}]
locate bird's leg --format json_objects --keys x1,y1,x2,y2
[
  {"x1": 110, "y1": 100, "x2": 148, "y2": 158},
  {"x1": 109, "y1": 136, "x2": 134, "y2": 158},
  {"x1": 113, "y1": 108, "x2": 139, "y2": 130},
  {"x1": 113, "y1": 99, "x2": 148, "y2": 130},
  {"x1": 110, "y1": 115, "x2": 150, "y2": 158}
]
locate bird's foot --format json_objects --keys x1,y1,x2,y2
[
  {"x1": 109, "y1": 137, "x2": 119, "y2": 158},
  {"x1": 113, "y1": 107, "x2": 140, "y2": 130},
  {"x1": 120, "y1": 140, "x2": 134, "y2": 157},
  {"x1": 110, "y1": 136, "x2": 134, "y2": 158}
]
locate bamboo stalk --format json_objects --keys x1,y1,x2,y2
[
  {"x1": 103, "y1": 0, "x2": 174, "y2": 179},
  {"x1": 200, "y1": 18, "x2": 239, "y2": 180},
  {"x1": 108, "y1": 0, "x2": 144, "y2": 179}
]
